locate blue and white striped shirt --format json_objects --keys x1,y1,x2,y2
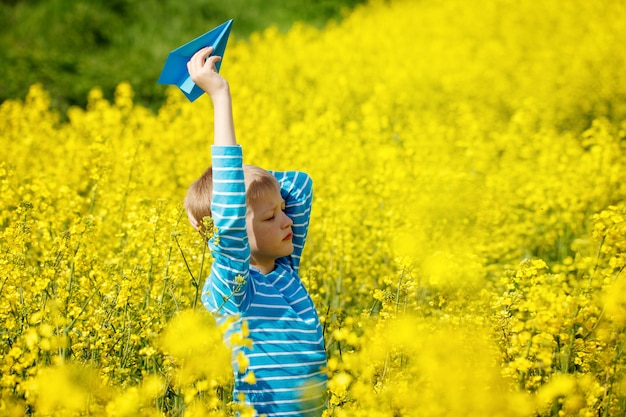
[{"x1": 202, "y1": 145, "x2": 327, "y2": 416}]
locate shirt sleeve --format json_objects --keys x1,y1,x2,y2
[
  {"x1": 201, "y1": 145, "x2": 253, "y2": 316},
  {"x1": 270, "y1": 170, "x2": 313, "y2": 273}
]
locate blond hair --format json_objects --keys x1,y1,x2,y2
[{"x1": 184, "y1": 164, "x2": 280, "y2": 233}]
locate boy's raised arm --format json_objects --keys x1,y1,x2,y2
[
  {"x1": 187, "y1": 46, "x2": 236, "y2": 147},
  {"x1": 188, "y1": 48, "x2": 253, "y2": 315}
]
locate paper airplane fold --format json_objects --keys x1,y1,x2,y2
[{"x1": 158, "y1": 19, "x2": 233, "y2": 102}]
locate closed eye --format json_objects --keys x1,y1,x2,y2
[{"x1": 263, "y1": 201, "x2": 286, "y2": 221}]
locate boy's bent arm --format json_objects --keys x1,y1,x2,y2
[{"x1": 271, "y1": 170, "x2": 313, "y2": 272}]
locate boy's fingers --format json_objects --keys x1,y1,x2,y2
[
  {"x1": 188, "y1": 46, "x2": 213, "y2": 66},
  {"x1": 205, "y1": 55, "x2": 222, "y2": 68},
  {"x1": 197, "y1": 46, "x2": 213, "y2": 57},
  {"x1": 187, "y1": 47, "x2": 223, "y2": 78},
  {"x1": 200, "y1": 46, "x2": 214, "y2": 61}
]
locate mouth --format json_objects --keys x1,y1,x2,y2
[{"x1": 283, "y1": 233, "x2": 293, "y2": 241}]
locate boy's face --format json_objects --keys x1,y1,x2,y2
[{"x1": 246, "y1": 187, "x2": 294, "y2": 271}]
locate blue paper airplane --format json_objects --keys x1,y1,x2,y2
[{"x1": 158, "y1": 19, "x2": 233, "y2": 102}]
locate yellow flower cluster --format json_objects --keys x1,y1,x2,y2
[{"x1": 1, "y1": 0, "x2": 626, "y2": 415}]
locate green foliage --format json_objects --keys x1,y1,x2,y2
[{"x1": 0, "y1": 0, "x2": 363, "y2": 112}]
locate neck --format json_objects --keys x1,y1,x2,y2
[{"x1": 251, "y1": 258, "x2": 275, "y2": 275}]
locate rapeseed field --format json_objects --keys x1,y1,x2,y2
[{"x1": 1, "y1": 0, "x2": 626, "y2": 415}]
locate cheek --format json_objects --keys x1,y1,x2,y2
[
  {"x1": 246, "y1": 219, "x2": 257, "y2": 245},
  {"x1": 247, "y1": 220, "x2": 270, "y2": 248}
]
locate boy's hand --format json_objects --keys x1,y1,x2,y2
[{"x1": 187, "y1": 46, "x2": 229, "y2": 99}]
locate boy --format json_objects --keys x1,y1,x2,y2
[{"x1": 184, "y1": 47, "x2": 328, "y2": 416}]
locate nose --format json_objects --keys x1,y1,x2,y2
[{"x1": 281, "y1": 211, "x2": 293, "y2": 228}]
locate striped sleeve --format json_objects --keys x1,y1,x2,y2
[
  {"x1": 270, "y1": 171, "x2": 313, "y2": 273},
  {"x1": 201, "y1": 145, "x2": 253, "y2": 315}
]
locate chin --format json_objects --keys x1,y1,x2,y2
[{"x1": 283, "y1": 244, "x2": 294, "y2": 256}]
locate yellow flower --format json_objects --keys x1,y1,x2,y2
[
  {"x1": 242, "y1": 371, "x2": 256, "y2": 385},
  {"x1": 235, "y1": 351, "x2": 249, "y2": 374},
  {"x1": 328, "y1": 372, "x2": 352, "y2": 397}
]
